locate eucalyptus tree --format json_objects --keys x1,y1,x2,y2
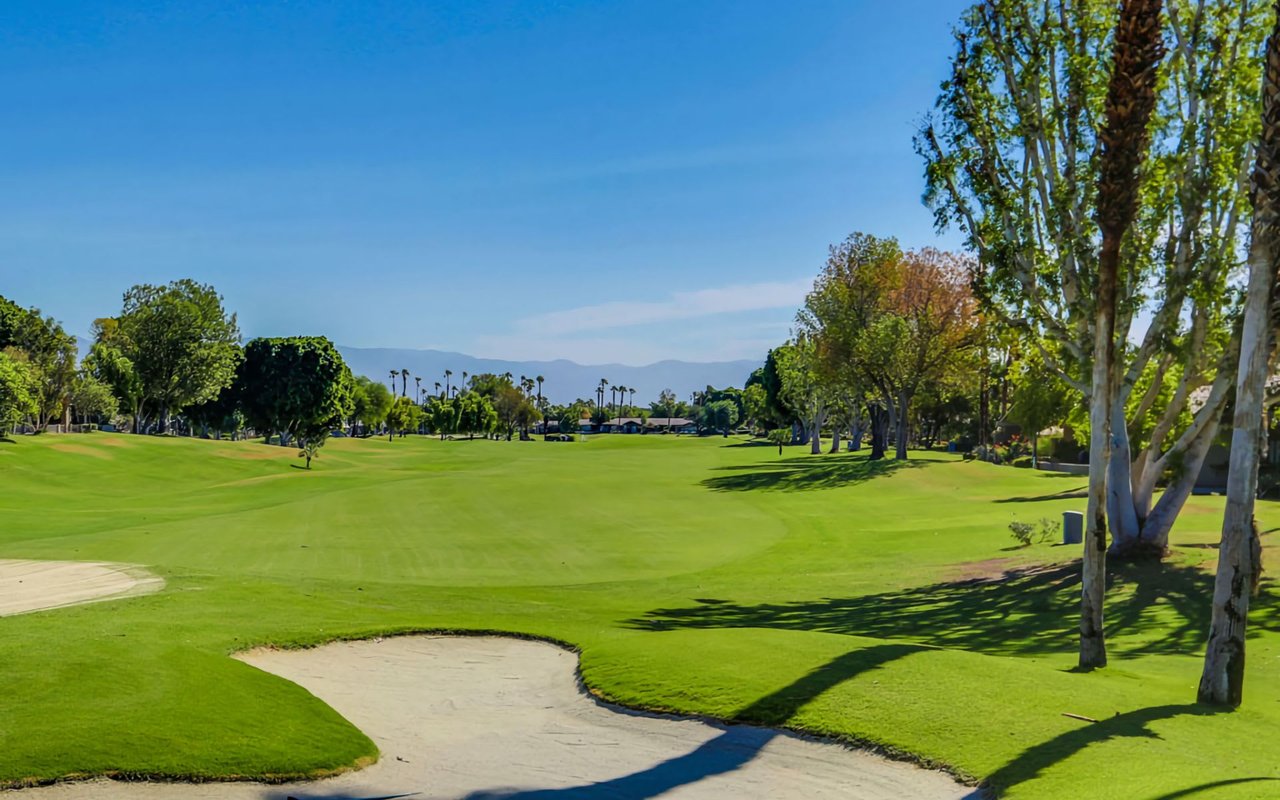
[
  {"x1": 799, "y1": 234, "x2": 978, "y2": 460},
  {"x1": 919, "y1": 0, "x2": 1268, "y2": 556},
  {"x1": 1199, "y1": 7, "x2": 1280, "y2": 707},
  {"x1": 775, "y1": 338, "x2": 830, "y2": 455},
  {"x1": 107, "y1": 280, "x2": 240, "y2": 434}
]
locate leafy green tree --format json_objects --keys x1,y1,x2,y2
[
  {"x1": 456, "y1": 392, "x2": 497, "y2": 440},
  {"x1": 1008, "y1": 355, "x2": 1077, "y2": 468},
  {"x1": 0, "y1": 350, "x2": 38, "y2": 433},
  {"x1": 767, "y1": 427, "x2": 790, "y2": 455},
  {"x1": 114, "y1": 280, "x2": 241, "y2": 433},
  {"x1": 774, "y1": 339, "x2": 829, "y2": 454},
  {"x1": 705, "y1": 399, "x2": 739, "y2": 437},
  {"x1": 0, "y1": 295, "x2": 27, "y2": 349},
  {"x1": 237, "y1": 337, "x2": 355, "y2": 447},
  {"x1": 298, "y1": 433, "x2": 327, "y2": 469},
  {"x1": 920, "y1": 0, "x2": 1268, "y2": 556},
  {"x1": 68, "y1": 373, "x2": 118, "y2": 426},
  {"x1": 431, "y1": 397, "x2": 459, "y2": 439},
  {"x1": 351, "y1": 376, "x2": 393, "y2": 436},
  {"x1": 741, "y1": 384, "x2": 767, "y2": 432},
  {"x1": 84, "y1": 343, "x2": 144, "y2": 432},
  {"x1": 182, "y1": 380, "x2": 242, "y2": 440},
  {"x1": 385, "y1": 396, "x2": 423, "y2": 440}
]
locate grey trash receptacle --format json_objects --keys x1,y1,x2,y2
[{"x1": 1062, "y1": 511, "x2": 1084, "y2": 545}]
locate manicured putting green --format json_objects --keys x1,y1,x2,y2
[{"x1": 0, "y1": 433, "x2": 1277, "y2": 798}]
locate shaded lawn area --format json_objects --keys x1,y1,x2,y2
[{"x1": 1, "y1": 434, "x2": 1279, "y2": 798}]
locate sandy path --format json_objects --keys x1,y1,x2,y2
[
  {"x1": 16, "y1": 635, "x2": 976, "y2": 800},
  {"x1": 0, "y1": 559, "x2": 163, "y2": 616}
]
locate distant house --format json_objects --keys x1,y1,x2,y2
[
  {"x1": 602, "y1": 417, "x2": 646, "y2": 434},
  {"x1": 646, "y1": 417, "x2": 697, "y2": 434}
]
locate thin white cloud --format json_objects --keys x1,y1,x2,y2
[{"x1": 514, "y1": 278, "x2": 811, "y2": 337}]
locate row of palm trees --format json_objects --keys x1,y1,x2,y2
[
  {"x1": 595, "y1": 378, "x2": 637, "y2": 418},
  {"x1": 388, "y1": 368, "x2": 547, "y2": 408}
]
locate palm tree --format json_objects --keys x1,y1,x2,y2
[
  {"x1": 536, "y1": 375, "x2": 544, "y2": 408},
  {"x1": 462, "y1": 371, "x2": 469, "y2": 392},
  {"x1": 388, "y1": 370, "x2": 398, "y2": 394},
  {"x1": 435, "y1": 381, "x2": 442, "y2": 399},
  {"x1": 629, "y1": 387, "x2": 636, "y2": 415},
  {"x1": 1079, "y1": 0, "x2": 1164, "y2": 671},
  {"x1": 444, "y1": 370, "x2": 452, "y2": 398},
  {"x1": 414, "y1": 376, "x2": 421, "y2": 404},
  {"x1": 400, "y1": 369, "x2": 409, "y2": 398},
  {"x1": 598, "y1": 378, "x2": 608, "y2": 411}
]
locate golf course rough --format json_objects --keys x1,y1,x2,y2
[{"x1": 1, "y1": 432, "x2": 1278, "y2": 798}]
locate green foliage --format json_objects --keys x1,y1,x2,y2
[
  {"x1": 0, "y1": 299, "x2": 78, "y2": 430},
  {"x1": 0, "y1": 294, "x2": 26, "y2": 349},
  {"x1": 430, "y1": 397, "x2": 459, "y2": 437},
  {"x1": 114, "y1": 280, "x2": 241, "y2": 428},
  {"x1": 385, "y1": 396, "x2": 423, "y2": 436},
  {"x1": 755, "y1": 350, "x2": 793, "y2": 428},
  {"x1": 766, "y1": 427, "x2": 790, "y2": 453},
  {"x1": 297, "y1": 433, "x2": 328, "y2": 469},
  {"x1": 351, "y1": 376, "x2": 393, "y2": 433},
  {"x1": 0, "y1": 350, "x2": 38, "y2": 429},
  {"x1": 1008, "y1": 354, "x2": 1077, "y2": 438},
  {"x1": 68, "y1": 373, "x2": 118, "y2": 424},
  {"x1": 704, "y1": 399, "x2": 740, "y2": 434},
  {"x1": 649, "y1": 388, "x2": 691, "y2": 420},
  {"x1": 741, "y1": 384, "x2": 767, "y2": 430},
  {"x1": 85, "y1": 343, "x2": 144, "y2": 426},
  {"x1": 1010, "y1": 517, "x2": 1061, "y2": 547},
  {"x1": 455, "y1": 392, "x2": 498, "y2": 439},
  {"x1": 182, "y1": 380, "x2": 241, "y2": 439},
  {"x1": 237, "y1": 337, "x2": 354, "y2": 443}
]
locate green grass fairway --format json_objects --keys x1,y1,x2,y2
[{"x1": 2, "y1": 433, "x2": 1279, "y2": 798}]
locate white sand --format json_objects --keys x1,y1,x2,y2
[
  {"x1": 16, "y1": 635, "x2": 977, "y2": 799},
  {"x1": 0, "y1": 559, "x2": 163, "y2": 616}
]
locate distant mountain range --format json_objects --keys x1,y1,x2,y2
[{"x1": 337, "y1": 346, "x2": 760, "y2": 405}]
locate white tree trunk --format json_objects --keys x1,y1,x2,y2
[
  {"x1": 1106, "y1": 406, "x2": 1142, "y2": 552},
  {"x1": 1198, "y1": 247, "x2": 1274, "y2": 704}
]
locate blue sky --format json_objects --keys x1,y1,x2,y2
[{"x1": 1, "y1": 0, "x2": 969, "y2": 366}]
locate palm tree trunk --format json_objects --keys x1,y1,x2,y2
[
  {"x1": 1198, "y1": 10, "x2": 1280, "y2": 706},
  {"x1": 1080, "y1": 0, "x2": 1164, "y2": 670}
]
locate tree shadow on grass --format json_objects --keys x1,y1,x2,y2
[
  {"x1": 460, "y1": 644, "x2": 927, "y2": 800},
  {"x1": 701, "y1": 454, "x2": 923, "y2": 492},
  {"x1": 994, "y1": 485, "x2": 1088, "y2": 503},
  {"x1": 960, "y1": 704, "x2": 1220, "y2": 797},
  {"x1": 628, "y1": 561, "x2": 1280, "y2": 659},
  {"x1": 1142, "y1": 778, "x2": 1280, "y2": 799}
]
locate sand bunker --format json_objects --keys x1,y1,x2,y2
[
  {"x1": 22, "y1": 635, "x2": 974, "y2": 799},
  {"x1": 0, "y1": 559, "x2": 163, "y2": 616}
]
